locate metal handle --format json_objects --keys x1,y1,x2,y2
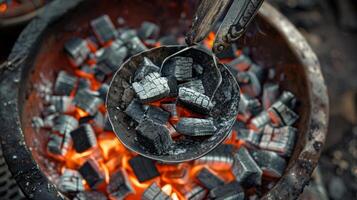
[{"x1": 213, "y1": 0, "x2": 264, "y2": 54}]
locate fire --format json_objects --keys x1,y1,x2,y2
[
  {"x1": 0, "y1": 3, "x2": 7, "y2": 13},
  {"x1": 204, "y1": 32, "x2": 216, "y2": 49}
]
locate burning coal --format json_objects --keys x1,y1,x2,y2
[{"x1": 31, "y1": 14, "x2": 299, "y2": 199}]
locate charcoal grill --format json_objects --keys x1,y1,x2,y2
[{"x1": 0, "y1": 0, "x2": 328, "y2": 199}]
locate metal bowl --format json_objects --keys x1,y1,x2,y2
[{"x1": 107, "y1": 45, "x2": 240, "y2": 163}]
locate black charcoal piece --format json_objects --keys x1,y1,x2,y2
[
  {"x1": 158, "y1": 35, "x2": 178, "y2": 45},
  {"x1": 162, "y1": 56, "x2": 193, "y2": 81},
  {"x1": 136, "y1": 118, "x2": 173, "y2": 154},
  {"x1": 194, "y1": 144, "x2": 234, "y2": 171},
  {"x1": 43, "y1": 114, "x2": 57, "y2": 128},
  {"x1": 232, "y1": 147, "x2": 262, "y2": 187},
  {"x1": 74, "y1": 191, "x2": 107, "y2": 200},
  {"x1": 53, "y1": 115, "x2": 79, "y2": 136},
  {"x1": 269, "y1": 101, "x2": 299, "y2": 126},
  {"x1": 184, "y1": 185, "x2": 207, "y2": 200},
  {"x1": 176, "y1": 118, "x2": 217, "y2": 136},
  {"x1": 47, "y1": 133, "x2": 71, "y2": 157},
  {"x1": 64, "y1": 37, "x2": 90, "y2": 67},
  {"x1": 268, "y1": 126, "x2": 297, "y2": 157},
  {"x1": 262, "y1": 83, "x2": 279, "y2": 109},
  {"x1": 251, "y1": 150, "x2": 286, "y2": 178},
  {"x1": 49, "y1": 95, "x2": 75, "y2": 113},
  {"x1": 107, "y1": 169, "x2": 134, "y2": 200},
  {"x1": 237, "y1": 129, "x2": 261, "y2": 147},
  {"x1": 70, "y1": 123, "x2": 97, "y2": 153},
  {"x1": 78, "y1": 159, "x2": 105, "y2": 189},
  {"x1": 178, "y1": 87, "x2": 214, "y2": 114},
  {"x1": 97, "y1": 45, "x2": 128, "y2": 74},
  {"x1": 142, "y1": 183, "x2": 171, "y2": 200},
  {"x1": 228, "y1": 55, "x2": 252, "y2": 72},
  {"x1": 145, "y1": 106, "x2": 170, "y2": 125},
  {"x1": 193, "y1": 64, "x2": 203, "y2": 75},
  {"x1": 278, "y1": 91, "x2": 296, "y2": 108},
  {"x1": 138, "y1": 21, "x2": 160, "y2": 39},
  {"x1": 250, "y1": 111, "x2": 271, "y2": 130},
  {"x1": 124, "y1": 99, "x2": 146, "y2": 123},
  {"x1": 178, "y1": 79, "x2": 205, "y2": 94},
  {"x1": 32, "y1": 116, "x2": 44, "y2": 130},
  {"x1": 161, "y1": 103, "x2": 178, "y2": 119},
  {"x1": 259, "y1": 125, "x2": 275, "y2": 149},
  {"x1": 249, "y1": 64, "x2": 264, "y2": 82},
  {"x1": 209, "y1": 181, "x2": 244, "y2": 200},
  {"x1": 239, "y1": 71, "x2": 261, "y2": 97},
  {"x1": 54, "y1": 71, "x2": 77, "y2": 95},
  {"x1": 58, "y1": 169, "x2": 85, "y2": 193},
  {"x1": 239, "y1": 94, "x2": 262, "y2": 115},
  {"x1": 196, "y1": 167, "x2": 224, "y2": 190},
  {"x1": 78, "y1": 78, "x2": 91, "y2": 90},
  {"x1": 129, "y1": 156, "x2": 160, "y2": 182},
  {"x1": 97, "y1": 83, "x2": 109, "y2": 101},
  {"x1": 90, "y1": 15, "x2": 117, "y2": 44},
  {"x1": 132, "y1": 72, "x2": 170, "y2": 103},
  {"x1": 134, "y1": 57, "x2": 160, "y2": 82},
  {"x1": 166, "y1": 76, "x2": 178, "y2": 97},
  {"x1": 73, "y1": 89, "x2": 103, "y2": 116}
]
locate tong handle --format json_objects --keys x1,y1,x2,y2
[{"x1": 213, "y1": 0, "x2": 264, "y2": 54}]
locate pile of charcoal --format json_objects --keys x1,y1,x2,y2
[
  {"x1": 124, "y1": 54, "x2": 219, "y2": 155},
  {"x1": 31, "y1": 13, "x2": 300, "y2": 200}
]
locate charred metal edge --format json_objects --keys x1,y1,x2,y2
[
  {"x1": 0, "y1": 0, "x2": 85, "y2": 199},
  {"x1": 259, "y1": 3, "x2": 329, "y2": 200}
]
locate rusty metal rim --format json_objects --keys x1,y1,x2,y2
[
  {"x1": 259, "y1": 3, "x2": 329, "y2": 200},
  {"x1": 0, "y1": 1, "x2": 328, "y2": 200}
]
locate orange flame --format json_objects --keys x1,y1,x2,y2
[{"x1": 0, "y1": 3, "x2": 7, "y2": 13}]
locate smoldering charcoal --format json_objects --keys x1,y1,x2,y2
[{"x1": 30, "y1": 13, "x2": 303, "y2": 199}]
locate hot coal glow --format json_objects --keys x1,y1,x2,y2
[{"x1": 30, "y1": 13, "x2": 299, "y2": 200}]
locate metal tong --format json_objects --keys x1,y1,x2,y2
[{"x1": 186, "y1": 0, "x2": 264, "y2": 54}]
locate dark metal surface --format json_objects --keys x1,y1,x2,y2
[{"x1": 107, "y1": 45, "x2": 240, "y2": 163}]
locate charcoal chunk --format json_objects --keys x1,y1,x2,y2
[
  {"x1": 97, "y1": 83, "x2": 109, "y2": 101},
  {"x1": 194, "y1": 144, "x2": 235, "y2": 171},
  {"x1": 176, "y1": 118, "x2": 217, "y2": 136},
  {"x1": 64, "y1": 38, "x2": 90, "y2": 67},
  {"x1": 136, "y1": 118, "x2": 173, "y2": 154},
  {"x1": 70, "y1": 124, "x2": 97, "y2": 153},
  {"x1": 73, "y1": 89, "x2": 103, "y2": 116},
  {"x1": 96, "y1": 45, "x2": 128, "y2": 75},
  {"x1": 142, "y1": 183, "x2": 171, "y2": 200},
  {"x1": 144, "y1": 106, "x2": 170, "y2": 125},
  {"x1": 162, "y1": 56, "x2": 193, "y2": 81},
  {"x1": 267, "y1": 126, "x2": 297, "y2": 157},
  {"x1": 48, "y1": 95, "x2": 75, "y2": 113},
  {"x1": 107, "y1": 169, "x2": 134, "y2": 200},
  {"x1": 138, "y1": 21, "x2": 160, "y2": 39},
  {"x1": 184, "y1": 185, "x2": 207, "y2": 200},
  {"x1": 237, "y1": 129, "x2": 262, "y2": 147},
  {"x1": 124, "y1": 99, "x2": 146, "y2": 123},
  {"x1": 239, "y1": 71, "x2": 261, "y2": 97},
  {"x1": 232, "y1": 147, "x2": 262, "y2": 187},
  {"x1": 90, "y1": 15, "x2": 117, "y2": 44},
  {"x1": 47, "y1": 133, "x2": 71, "y2": 158},
  {"x1": 269, "y1": 101, "x2": 299, "y2": 126},
  {"x1": 53, "y1": 115, "x2": 79, "y2": 136},
  {"x1": 134, "y1": 57, "x2": 160, "y2": 82},
  {"x1": 262, "y1": 83, "x2": 279, "y2": 109},
  {"x1": 178, "y1": 79, "x2": 205, "y2": 94},
  {"x1": 166, "y1": 76, "x2": 178, "y2": 97},
  {"x1": 196, "y1": 167, "x2": 224, "y2": 189},
  {"x1": 54, "y1": 71, "x2": 77, "y2": 95},
  {"x1": 161, "y1": 103, "x2": 178, "y2": 119},
  {"x1": 178, "y1": 87, "x2": 214, "y2": 114},
  {"x1": 74, "y1": 191, "x2": 107, "y2": 200},
  {"x1": 78, "y1": 159, "x2": 105, "y2": 189},
  {"x1": 209, "y1": 181, "x2": 244, "y2": 200},
  {"x1": 58, "y1": 169, "x2": 85, "y2": 193},
  {"x1": 132, "y1": 72, "x2": 170, "y2": 103},
  {"x1": 129, "y1": 156, "x2": 160, "y2": 182},
  {"x1": 250, "y1": 111, "x2": 271, "y2": 130},
  {"x1": 251, "y1": 150, "x2": 286, "y2": 178},
  {"x1": 193, "y1": 64, "x2": 204, "y2": 75}
]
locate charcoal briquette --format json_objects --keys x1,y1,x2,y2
[
  {"x1": 184, "y1": 185, "x2": 207, "y2": 200},
  {"x1": 74, "y1": 191, "x2": 107, "y2": 200},
  {"x1": 54, "y1": 71, "x2": 77, "y2": 96},
  {"x1": 269, "y1": 101, "x2": 299, "y2": 126},
  {"x1": 209, "y1": 181, "x2": 244, "y2": 200},
  {"x1": 136, "y1": 118, "x2": 173, "y2": 154},
  {"x1": 70, "y1": 123, "x2": 97, "y2": 153},
  {"x1": 142, "y1": 182, "x2": 171, "y2": 200},
  {"x1": 166, "y1": 76, "x2": 178, "y2": 97},
  {"x1": 129, "y1": 156, "x2": 160, "y2": 182},
  {"x1": 237, "y1": 129, "x2": 262, "y2": 147},
  {"x1": 132, "y1": 72, "x2": 170, "y2": 103},
  {"x1": 161, "y1": 103, "x2": 178, "y2": 119},
  {"x1": 178, "y1": 87, "x2": 214, "y2": 114},
  {"x1": 124, "y1": 99, "x2": 146, "y2": 123},
  {"x1": 176, "y1": 118, "x2": 217, "y2": 136},
  {"x1": 178, "y1": 79, "x2": 205, "y2": 94},
  {"x1": 251, "y1": 150, "x2": 287, "y2": 178},
  {"x1": 64, "y1": 37, "x2": 90, "y2": 67},
  {"x1": 78, "y1": 159, "x2": 105, "y2": 189},
  {"x1": 107, "y1": 169, "x2": 134, "y2": 200},
  {"x1": 73, "y1": 89, "x2": 103, "y2": 116},
  {"x1": 262, "y1": 83, "x2": 279, "y2": 109},
  {"x1": 232, "y1": 147, "x2": 262, "y2": 187},
  {"x1": 134, "y1": 57, "x2": 160, "y2": 82},
  {"x1": 90, "y1": 15, "x2": 117, "y2": 44},
  {"x1": 58, "y1": 169, "x2": 85, "y2": 193},
  {"x1": 49, "y1": 95, "x2": 75, "y2": 113},
  {"x1": 250, "y1": 111, "x2": 271, "y2": 130},
  {"x1": 194, "y1": 144, "x2": 234, "y2": 171},
  {"x1": 53, "y1": 115, "x2": 79, "y2": 136},
  {"x1": 47, "y1": 133, "x2": 71, "y2": 158},
  {"x1": 162, "y1": 56, "x2": 193, "y2": 81},
  {"x1": 138, "y1": 21, "x2": 160, "y2": 39},
  {"x1": 97, "y1": 45, "x2": 128, "y2": 74},
  {"x1": 196, "y1": 167, "x2": 224, "y2": 190},
  {"x1": 97, "y1": 83, "x2": 109, "y2": 102},
  {"x1": 145, "y1": 106, "x2": 170, "y2": 125}
]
